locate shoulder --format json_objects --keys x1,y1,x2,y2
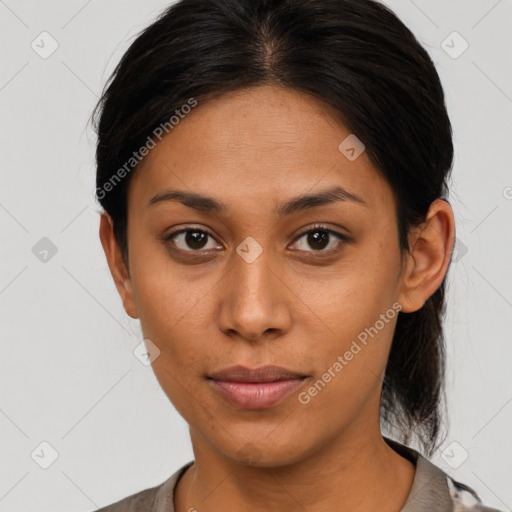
[
  {"x1": 383, "y1": 436, "x2": 505, "y2": 512},
  {"x1": 94, "y1": 484, "x2": 159, "y2": 512},
  {"x1": 446, "y1": 476, "x2": 505, "y2": 512},
  {"x1": 93, "y1": 461, "x2": 194, "y2": 512},
  {"x1": 412, "y1": 449, "x2": 505, "y2": 512}
]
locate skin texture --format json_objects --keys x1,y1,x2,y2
[{"x1": 99, "y1": 85, "x2": 455, "y2": 512}]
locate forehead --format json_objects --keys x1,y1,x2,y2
[{"x1": 128, "y1": 85, "x2": 394, "y2": 215}]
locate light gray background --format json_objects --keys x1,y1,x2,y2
[{"x1": 1, "y1": 0, "x2": 511, "y2": 510}]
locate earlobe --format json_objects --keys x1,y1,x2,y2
[
  {"x1": 99, "y1": 212, "x2": 139, "y2": 319},
  {"x1": 398, "y1": 199, "x2": 455, "y2": 313}
]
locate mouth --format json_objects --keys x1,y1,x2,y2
[{"x1": 207, "y1": 365, "x2": 309, "y2": 409}]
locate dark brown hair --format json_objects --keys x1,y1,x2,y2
[{"x1": 92, "y1": 0, "x2": 454, "y2": 457}]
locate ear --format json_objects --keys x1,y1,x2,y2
[
  {"x1": 398, "y1": 199, "x2": 456, "y2": 313},
  {"x1": 99, "y1": 212, "x2": 139, "y2": 319}
]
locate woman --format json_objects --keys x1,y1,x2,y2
[{"x1": 92, "y1": 0, "x2": 503, "y2": 510}]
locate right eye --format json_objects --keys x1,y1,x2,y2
[{"x1": 163, "y1": 227, "x2": 223, "y2": 252}]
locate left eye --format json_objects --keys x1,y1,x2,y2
[{"x1": 291, "y1": 226, "x2": 348, "y2": 252}]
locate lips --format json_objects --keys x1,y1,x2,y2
[
  {"x1": 207, "y1": 365, "x2": 308, "y2": 409},
  {"x1": 207, "y1": 364, "x2": 307, "y2": 383}
]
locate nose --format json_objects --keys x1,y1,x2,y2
[{"x1": 216, "y1": 244, "x2": 292, "y2": 342}]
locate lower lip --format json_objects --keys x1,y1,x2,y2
[{"x1": 209, "y1": 378, "x2": 306, "y2": 409}]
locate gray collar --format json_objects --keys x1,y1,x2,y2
[{"x1": 383, "y1": 436, "x2": 453, "y2": 511}]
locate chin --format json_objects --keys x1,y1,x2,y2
[{"x1": 217, "y1": 434, "x2": 311, "y2": 468}]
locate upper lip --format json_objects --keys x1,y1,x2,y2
[{"x1": 208, "y1": 365, "x2": 307, "y2": 383}]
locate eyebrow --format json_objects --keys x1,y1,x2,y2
[{"x1": 148, "y1": 185, "x2": 368, "y2": 216}]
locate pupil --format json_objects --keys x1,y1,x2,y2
[
  {"x1": 186, "y1": 231, "x2": 207, "y2": 250},
  {"x1": 308, "y1": 231, "x2": 328, "y2": 250}
]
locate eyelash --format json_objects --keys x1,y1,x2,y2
[{"x1": 162, "y1": 223, "x2": 350, "y2": 256}]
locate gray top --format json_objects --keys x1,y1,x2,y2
[{"x1": 94, "y1": 437, "x2": 504, "y2": 511}]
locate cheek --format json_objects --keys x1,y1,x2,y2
[
  {"x1": 128, "y1": 235, "x2": 199, "y2": 333},
  {"x1": 129, "y1": 253, "x2": 221, "y2": 379},
  {"x1": 297, "y1": 253, "x2": 397, "y2": 340},
  {"x1": 296, "y1": 297, "x2": 397, "y2": 430},
  {"x1": 134, "y1": 274, "x2": 208, "y2": 354},
  {"x1": 294, "y1": 247, "x2": 400, "y2": 391},
  {"x1": 136, "y1": 285, "x2": 214, "y2": 416}
]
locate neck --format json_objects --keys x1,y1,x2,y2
[{"x1": 174, "y1": 425, "x2": 415, "y2": 512}]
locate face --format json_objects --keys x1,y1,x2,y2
[{"x1": 102, "y1": 85, "x2": 444, "y2": 467}]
